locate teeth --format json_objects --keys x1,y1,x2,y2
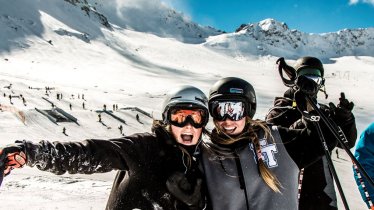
[
  {"x1": 182, "y1": 132, "x2": 192, "y2": 135},
  {"x1": 224, "y1": 127, "x2": 235, "y2": 130}
]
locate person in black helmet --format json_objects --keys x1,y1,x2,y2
[
  {"x1": 0, "y1": 85, "x2": 209, "y2": 210},
  {"x1": 266, "y1": 56, "x2": 357, "y2": 210},
  {"x1": 195, "y1": 76, "x2": 338, "y2": 210}
]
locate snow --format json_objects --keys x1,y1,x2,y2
[{"x1": 0, "y1": 0, "x2": 372, "y2": 209}]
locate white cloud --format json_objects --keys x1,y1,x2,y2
[
  {"x1": 160, "y1": 0, "x2": 193, "y2": 19},
  {"x1": 349, "y1": 0, "x2": 359, "y2": 5},
  {"x1": 348, "y1": 0, "x2": 374, "y2": 6},
  {"x1": 363, "y1": 0, "x2": 374, "y2": 6}
]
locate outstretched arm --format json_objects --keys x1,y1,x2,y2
[{"x1": 0, "y1": 134, "x2": 150, "y2": 176}]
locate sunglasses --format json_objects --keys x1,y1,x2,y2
[
  {"x1": 211, "y1": 100, "x2": 245, "y2": 121},
  {"x1": 169, "y1": 108, "x2": 207, "y2": 128}
]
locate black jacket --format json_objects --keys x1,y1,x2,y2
[
  {"x1": 22, "y1": 126, "x2": 202, "y2": 210},
  {"x1": 265, "y1": 95, "x2": 357, "y2": 210}
]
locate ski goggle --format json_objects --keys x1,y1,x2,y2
[
  {"x1": 169, "y1": 108, "x2": 207, "y2": 128},
  {"x1": 298, "y1": 68, "x2": 322, "y2": 77},
  {"x1": 304, "y1": 75, "x2": 324, "y2": 86},
  {"x1": 210, "y1": 100, "x2": 245, "y2": 121}
]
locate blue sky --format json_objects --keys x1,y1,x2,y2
[{"x1": 162, "y1": 0, "x2": 374, "y2": 33}]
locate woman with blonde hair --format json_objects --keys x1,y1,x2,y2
[{"x1": 199, "y1": 77, "x2": 337, "y2": 210}]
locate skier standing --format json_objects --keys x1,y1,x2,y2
[{"x1": 265, "y1": 57, "x2": 357, "y2": 210}]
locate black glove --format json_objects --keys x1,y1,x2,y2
[
  {"x1": 0, "y1": 141, "x2": 26, "y2": 177},
  {"x1": 295, "y1": 75, "x2": 318, "y2": 96},
  {"x1": 338, "y1": 92, "x2": 354, "y2": 111},
  {"x1": 328, "y1": 95, "x2": 355, "y2": 127},
  {"x1": 166, "y1": 171, "x2": 204, "y2": 210}
]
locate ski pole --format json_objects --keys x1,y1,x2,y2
[{"x1": 305, "y1": 95, "x2": 374, "y2": 189}]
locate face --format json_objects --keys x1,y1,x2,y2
[
  {"x1": 171, "y1": 124, "x2": 203, "y2": 145},
  {"x1": 216, "y1": 117, "x2": 246, "y2": 136}
]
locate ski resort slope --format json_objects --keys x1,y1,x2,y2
[{"x1": 0, "y1": 0, "x2": 373, "y2": 209}]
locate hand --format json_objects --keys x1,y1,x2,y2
[
  {"x1": 0, "y1": 142, "x2": 26, "y2": 177},
  {"x1": 329, "y1": 104, "x2": 354, "y2": 126},
  {"x1": 338, "y1": 92, "x2": 354, "y2": 111},
  {"x1": 295, "y1": 75, "x2": 318, "y2": 96},
  {"x1": 166, "y1": 171, "x2": 204, "y2": 209}
]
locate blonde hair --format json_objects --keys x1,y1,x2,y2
[{"x1": 211, "y1": 117, "x2": 282, "y2": 193}]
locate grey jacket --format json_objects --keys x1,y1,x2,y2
[{"x1": 200, "y1": 125, "x2": 335, "y2": 210}]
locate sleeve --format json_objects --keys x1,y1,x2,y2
[
  {"x1": 265, "y1": 97, "x2": 301, "y2": 128},
  {"x1": 23, "y1": 134, "x2": 150, "y2": 175},
  {"x1": 334, "y1": 112, "x2": 357, "y2": 149},
  {"x1": 277, "y1": 120, "x2": 338, "y2": 169},
  {"x1": 353, "y1": 124, "x2": 374, "y2": 208},
  {"x1": 321, "y1": 104, "x2": 358, "y2": 149}
]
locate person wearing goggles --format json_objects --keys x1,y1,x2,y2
[
  {"x1": 195, "y1": 77, "x2": 339, "y2": 210},
  {"x1": 266, "y1": 57, "x2": 357, "y2": 210},
  {"x1": 0, "y1": 85, "x2": 209, "y2": 210}
]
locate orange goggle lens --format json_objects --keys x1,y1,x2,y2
[{"x1": 169, "y1": 109, "x2": 205, "y2": 128}]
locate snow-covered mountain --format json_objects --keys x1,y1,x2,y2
[{"x1": 205, "y1": 18, "x2": 374, "y2": 60}]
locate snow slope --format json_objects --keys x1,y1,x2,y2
[{"x1": 0, "y1": 0, "x2": 373, "y2": 209}]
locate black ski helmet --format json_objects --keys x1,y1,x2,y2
[
  {"x1": 294, "y1": 56, "x2": 324, "y2": 77},
  {"x1": 162, "y1": 85, "x2": 209, "y2": 126},
  {"x1": 208, "y1": 77, "x2": 256, "y2": 118}
]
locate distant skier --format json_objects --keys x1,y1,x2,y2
[
  {"x1": 136, "y1": 114, "x2": 140, "y2": 121},
  {"x1": 69, "y1": 103, "x2": 72, "y2": 110},
  {"x1": 103, "y1": 104, "x2": 107, "y2": 111},
  {"x1": 82, "y1": 102, "x2": 85, "y2": 110},
  {"x1": 62, "y1": 127, "x2": 66, "y2": 135},
  {"x1": 118, "y1": 125, "x2": 123, "y2": 135},
  {"x1": 98, "y1": 113, "x2": 102, "y2": 122}
]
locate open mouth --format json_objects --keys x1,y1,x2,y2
[
  {"x1": 223, "y1": 126, "x2": 236, "y2": 134},
  {"x1": 181, "y1": 133, "x2": 194, "y2": 143}
]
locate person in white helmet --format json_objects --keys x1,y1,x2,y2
[{"x1": 0, "y1": 85, "x2": 209, "y2": 210}]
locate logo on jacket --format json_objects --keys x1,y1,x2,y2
[{"x1": 250, "y1": 138, "x2": 278, "y2": 168}]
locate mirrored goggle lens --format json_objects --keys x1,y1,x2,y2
[
  {"x1": 169, "y1": 109, "x2": 205, "y2": 127},
  {"x1": 211, "y1": 101, "x2": 245, "y2": 121},
  {"x1": 298, "y1": 68, "x2": 322, "y2": 77},
  {"x1": 304, "y1": 75, "x2": 323, "y2": 86}
]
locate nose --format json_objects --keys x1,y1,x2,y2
[{"x1": 184, "y1": 122, "x2": 193, "y2": 128}]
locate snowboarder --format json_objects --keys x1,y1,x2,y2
[
  {"x1": 0, "y1": 86, "x2": 209, "y2": 210},
  {"x1": 265, "y1": 57, "x2": 357, "y2": 210}
]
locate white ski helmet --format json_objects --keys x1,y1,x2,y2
[{"x1": 162, "y1": 85, "x2": 209, "y2": 127}]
